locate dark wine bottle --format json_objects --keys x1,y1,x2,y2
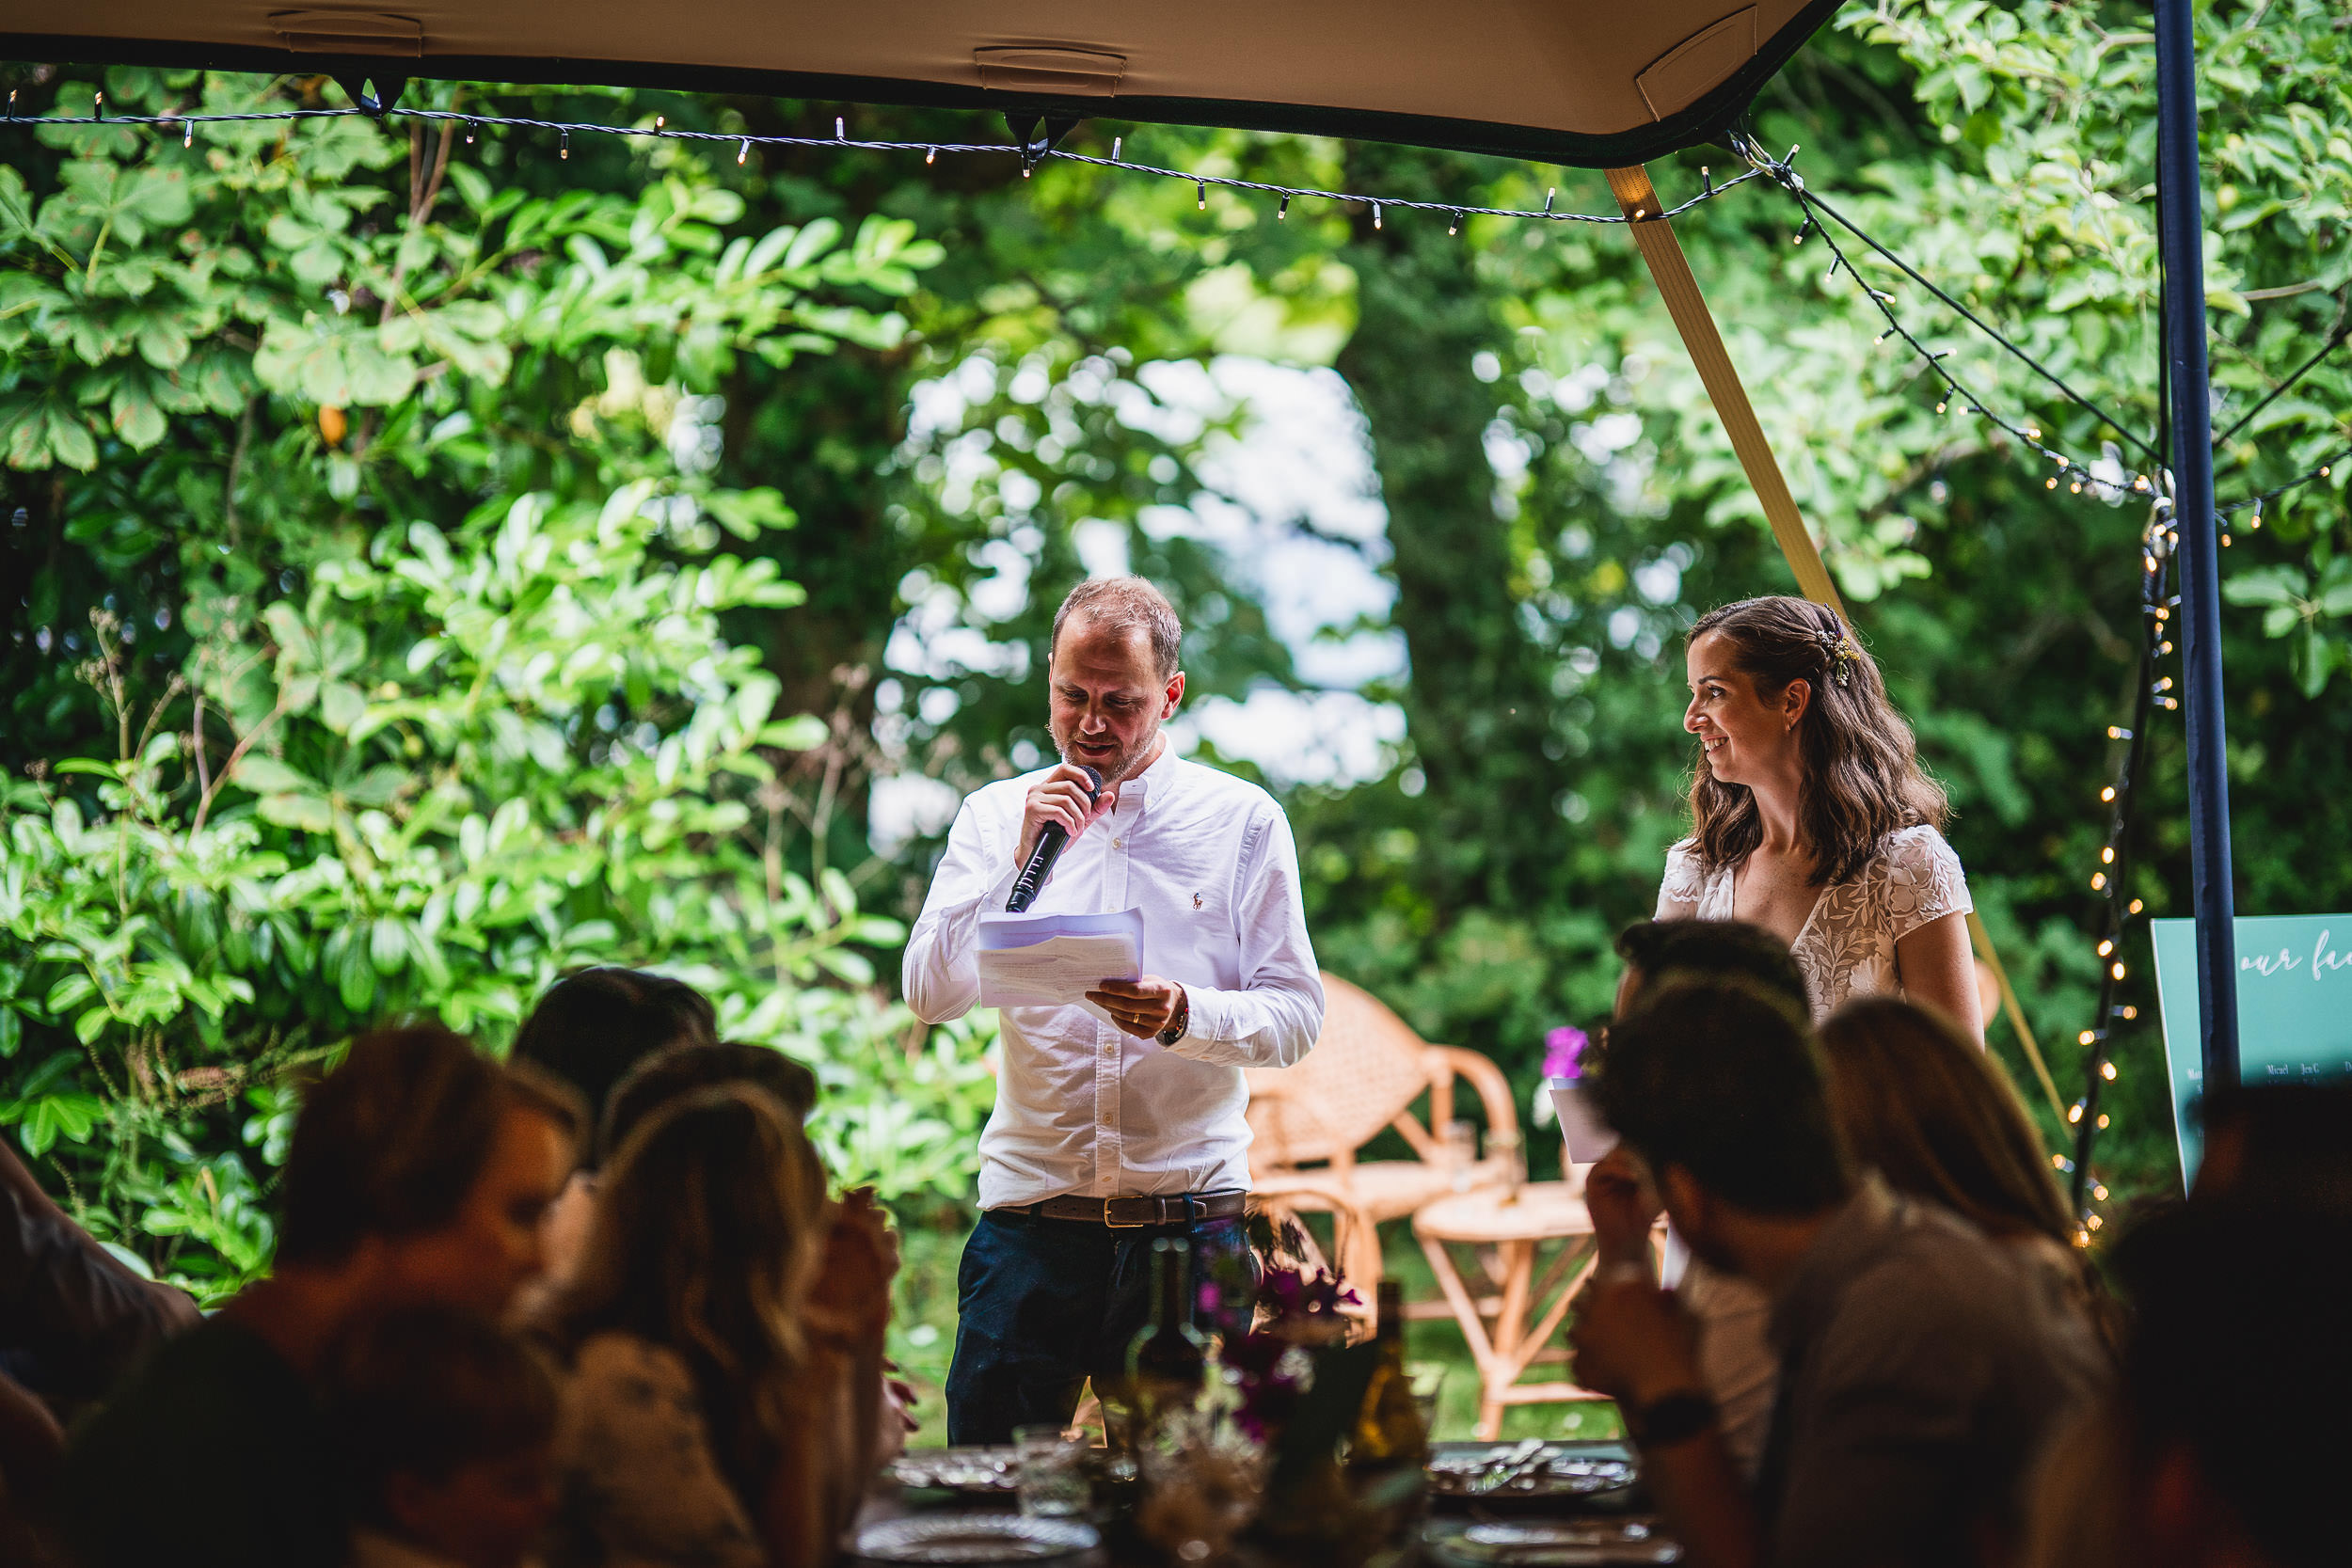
[
  {"x1": 1349, "y1": 1279, "x2": 1428, "y2": 1467},
  {"x1": 1126, "y1": 1237, "x2": 1209, "y2": 1417}
]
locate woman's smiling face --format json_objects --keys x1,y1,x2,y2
[{"x1": 1685, "y1": 630, "x2": 1805, "y2": 788}]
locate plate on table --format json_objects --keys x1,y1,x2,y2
[
  {"x1": 852, "y1": 1513, "x2": 1100, "y2": 1563},
  {"x1": 1426, "y1": 1442, "x2": 1641, "y2": 1511},
  {"x1": 1425, "y1": 1518, "x2": 1679, "y2": 1565},
  {"x1": 888, "y1": 1448, "x2": 1020, "y2": 1496}
]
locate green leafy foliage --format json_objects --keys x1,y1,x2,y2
[{"x1": 0, "y1": 69, "x2": 990, "y2": 1294}]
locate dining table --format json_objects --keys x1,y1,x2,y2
[{"x1": 850, "y1": 1438, "x2": 1683, "y2": 1565}]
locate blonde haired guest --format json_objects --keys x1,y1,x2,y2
[
  {"x1": 1660, "y1": 595, "x2": 1980, "y2": 1037},
  {"x1": 537, "y1": 1085, "x2": 893, "y2": 1568}
]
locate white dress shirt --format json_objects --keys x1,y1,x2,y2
[{"x1": 903, "y1": 747, "x2": 1324, "y2": 1210}]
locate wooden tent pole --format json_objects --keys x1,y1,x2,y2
[
  {"x1": 1602, "y1": 165, "x2": 1846, "y2": 621},
  {"x1": 1603, "y1": 164, "x2": 2060, "y2": 1105}
]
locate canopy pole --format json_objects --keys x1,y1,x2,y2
[
  {"x1": 1603, "y1": 165, "x2": 1846, "y2": 621},
  {"x1": 2153, "y1": 0, "x2": 2240, "y2": 1090},
  {"x1": 1606, "y1": 163, "x2": 2051, "y2": 1069}
]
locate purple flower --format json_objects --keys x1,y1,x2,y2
[{"x1": 1543, "y1": 1024, "x2": 1589, "y2": 1080}]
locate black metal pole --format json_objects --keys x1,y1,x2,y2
[{"x1": 2153, "y1": 0, "x2": 2240, "y2": 1091}]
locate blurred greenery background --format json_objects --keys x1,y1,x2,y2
[{"x1": 8, "y1": 0, "x2": 2352, "y2": 1435}]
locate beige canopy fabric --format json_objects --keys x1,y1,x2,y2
[{"x1": 3, "y1": 0, "x2": 1844, "y2": 166}]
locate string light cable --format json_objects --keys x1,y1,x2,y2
[
  {"x1": 0, "y1": 98, "x2": 1767, "y2": 231},
  {"x1": 1731, "y1": 137, "x2": 2352, "y2": 532}
]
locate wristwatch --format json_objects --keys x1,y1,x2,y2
[
  {"x1": 1156, "y1": 987, "x2": 1190, "y2": 1046},
  {"x1": 1629, "y1": 1389, "x2": 1718, "y2": 1449}
]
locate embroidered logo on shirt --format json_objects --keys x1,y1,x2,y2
[{"x1": 1193, "y1": 893, "x2": 1204, "y2": 910}]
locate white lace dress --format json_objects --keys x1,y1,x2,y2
[{"x1": 1654, "y1": 824, "x2": 1972, "y2": 1019}]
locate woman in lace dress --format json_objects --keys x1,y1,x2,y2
[{"x1": 1658, "y1": 595, "x2": 1980, "y2": 1037}]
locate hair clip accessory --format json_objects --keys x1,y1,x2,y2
[{"x1": 1817, "y1": 627, "x2": 1855, "y2": 687}]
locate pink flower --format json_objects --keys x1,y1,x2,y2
[{"x1": 1543, "y1": 1025, "x2": 1589, "y2": 1080}]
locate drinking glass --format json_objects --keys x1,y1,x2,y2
[
  {"x1": 1444, "y1": 1119, "x2": 1479, "y2": 1191},
  {"x1": 1015, "y1": 1424, "x2": 1092, "y2": 1517}
]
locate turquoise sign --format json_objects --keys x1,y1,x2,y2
[{"x1": 2152, "y1": 914, "x2": 2352, "y2": 1191}]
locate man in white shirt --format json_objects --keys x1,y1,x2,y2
[{"x1": 904, "y1": 577, "x2": 1325, "y2": 1443}]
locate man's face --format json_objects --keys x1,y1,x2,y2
[
  {"x1": 1047, "y1": 613, "x2": 1183, "y2": 786},
  {"x1": 379, "y1": 1106, "x2": 574, "y2": 1317}
]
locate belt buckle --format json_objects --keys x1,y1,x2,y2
[{"x1": 1104, "y1": 1196, "x2": 1152, "y2": 1228}]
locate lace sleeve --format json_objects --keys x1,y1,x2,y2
[
  {"x1": 1657, "y1": 839, "x2": 1706, "y2": 918},
  {"x1": 1878, "y1": 827, "x2": 1972, "y2": 944}
]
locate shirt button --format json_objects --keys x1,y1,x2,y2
[{"x1": 1112, "y1": 838, "x2": 1124, "y2": 849}]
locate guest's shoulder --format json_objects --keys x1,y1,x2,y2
[{"x1": 565, "y1": 1330, "x2": 697, "y2": 1406}]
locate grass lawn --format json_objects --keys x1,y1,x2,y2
[{"x1": 884, "y1": 1214, "x2": 1623, "y2": 1446}]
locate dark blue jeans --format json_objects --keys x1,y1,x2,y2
[{"x1": 945, "y1": 1207, "x2": 1259, "y2": 1445}]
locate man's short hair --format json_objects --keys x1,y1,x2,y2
[
  {"x1": 511, "y1": 967, "x2": 718, "y2": 1140},
  {"x1": 1587, "y1": 977, "x2": 1853, "y2": 1214},
  {"x1": 325, "y1": 1305, "x2": 557, "y2": 1519},
  {"x1": 1614, "y1": 918, "x2": 1807, "y2": 1016},
  {"x1": 600, "y1": 1040, "x2": 819, "y2": 1164},
  {"x1": 1050, "y1": 577, "x2": 1183, "y2": 680},
  {"x1": 278, "y1": 1027, "x2": 584, "y2": 1266}
]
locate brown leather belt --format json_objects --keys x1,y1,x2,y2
[{"x1": 1018, "y1": 1190, "x2": 1248, "y2": 1227}]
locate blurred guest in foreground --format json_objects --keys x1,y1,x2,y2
[
  {"x1": 597, "y1": 1038, "x2": 915, "y2": 1455},
  {"x1": 2022, "y1": 1082, "x2": 2352, "y2": 1568},
  {"x1": 1, "y1": 1135, "x2": 199, "y2": 1565},
  {"x1": 536, "y1": 1084, "x2": 892, "y2": 1568},
  {"x1": 511, "y1": 969, "x2": 721, "y2": 1313},
  {"x1": 2096, "y1": 1200, "x2": 2344, "y2": 1568},
  {"x1": 326, "y1": 1306, "x2": 561, "y2": 1568},
  {"x1": 1817, "y1": 996, "x2": 2108, "y2": 1338},
  {"x1": 1570, "y1": 978, "x2": 2106, "y2": 1568},
  {"x1": 64, "y1": 1027, "x2": 581, "y2": 1568},
  {"x1": 1585, "y1": 917, "x2": 1809, "y2": 1477}
]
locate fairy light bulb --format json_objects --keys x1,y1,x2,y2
[
  {"x1": 2102, "y1": 1062, "x2": 2119, "y2": 1082},
  {"x1": 656, "y1": 115, "x2": 664, "y2": 128},
  {"x1": 738, "y1": 137, "x2": 749, "y2": 164},
  {"x1": 2101, "y1": 786, "x2": 2116, "y2": 801},
  {"x1": 1196, "y1": 180, "x2": 1205, "y2": 210},
  {"x1": 1278, "y1": 195, "x2": 1290, "y2": 221}
]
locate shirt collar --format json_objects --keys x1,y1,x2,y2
[
  {"x1": 1767, "y1": 1174, "x2": 1901, "y2": 1357},
  {"x1": 1114, "y1": 739, "x2": 1183, "y2": 806}
]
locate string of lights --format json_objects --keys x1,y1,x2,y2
[
  {"x1": 1737, "y1": 139, "x2": 2351, "y2": 539},
  {"x1": 0, "y1": 97, "x2": 1766, "y2": 230}
]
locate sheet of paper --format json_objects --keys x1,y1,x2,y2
[{"x1": 977, "y1": 907, "x2": 1146, "y2": 1022}]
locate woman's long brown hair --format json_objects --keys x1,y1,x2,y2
[
  {"x1": 1686, "y1": 595, "x2": 1947, "y2": 886},
  {"x1": 1820, "y1": 997, "x2": 2074, "y2": 1247},
  {"x1": 541, "y1": 1083, "x2": 826, "y2": 1500}
]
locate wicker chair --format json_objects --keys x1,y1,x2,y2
[{"x1": 1245, "y1": 974, "x2": 1522, "y2": 1308}]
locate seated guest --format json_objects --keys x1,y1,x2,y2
[
  {"x1": 2190, "y1": 1079, "x2": 2352, "y2": 1210},
  {"x1": 2097, "y1": 1201, "x2": 2347, "y2": 1568},
  {"x1": 1, "y1": 1137, "x2": 198, "y2": 1415},
  {"x1": 2, "y1": 1135, "x2": 199, "y2": 1566},
  {"x1": 65, "y1": 1027, "x2": 582, "y2": 1568},
  {"x1": 512, "y1": 969, "x2": 721, "y2": 1311},
  {"x1": 1569, "y1": 979, "x2": 2107, "y2": 1568},
  {"x1": 600, "y1": 1039, "x2": 818, "y2": 1164},
  {"x1": 537, "y1": 1085, "x2": 893, "y2": 1568},
  {"x1": 1817, "y1": 996, "x2": 2106, "y2": 1336},
  {"x1": 595, "y1": 1039, "x2": 916, "y2": 1460},
  {"x1": 1584, "y1": 917, "x2": 1809, "y2": 1476},
  {"x1": 512, "y1": 967, "x2": 720, "y2": 1126},
  {"x1": 325, "y1": 1306, "x2": 560, "y2": 1568}
]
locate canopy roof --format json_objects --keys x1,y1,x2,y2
[{"x1": 4, "y1": 0, "x2": 1843, "y2": 166}]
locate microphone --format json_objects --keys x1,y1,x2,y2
[{"x1": 1007, "y1": 765, "x2": 1103, "y2": 912}]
